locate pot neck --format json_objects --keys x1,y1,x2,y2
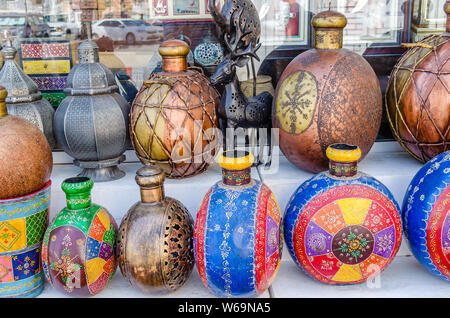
[
  {"x1": 222, "y1": 167, "x2": 251, "y2": 186},
  {"x1": 62, "y1": 177, "x2": 94, "y2": 211},
  {"x1": 140, "y1": 186, "x2": 165, "y2": 203},
  {"x1": 329, "y1": 160, "x2": 358, "y2": 177}
]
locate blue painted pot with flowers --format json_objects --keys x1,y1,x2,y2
[
  {"x1": 194, "y1": 150, "x2": 282, "y2": 297},
  {"x1": 402, "y1": 151, "x2": 450, "y2": 281}
]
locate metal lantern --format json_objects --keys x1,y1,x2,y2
[
  {"x1": 385, "y1": 1, "x2": 450, "y2": 163},
  {"x1": 54, "y1": 41, "x2": 130, "y2": 182},
  {"x1": 0, "y1": 40, "x2": 55, "y2": 148},
  {"x1": 130, "y1": 39, "x2": 219, "y2": 179},
  {"x1": 117, "y1": 166, "x2": 194, "y2": 294},
  {"x1": 193, "y1": 29, "x2": 224, "y2": 77}
]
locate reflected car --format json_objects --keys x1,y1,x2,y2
[
  {"x1": 0, "y1": 13, "x2": 51, "y2": 38},
  {"x1": 92, "y1": 19, "x2": 163, "y2": 45},
  {"x1": 45, "y1": 12, "x2": 82, "y2": 39}
]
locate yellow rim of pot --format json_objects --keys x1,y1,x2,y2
[{"x1": 218, "y1": 150, "x2": 254, "y2": 170}]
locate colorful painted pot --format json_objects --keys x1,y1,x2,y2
[
  {"x1": 42, "y1": 177, "x2": 117, "y2": 297},
  {"x1": 402, "y1": 151, "x2": 450, "y2": 281},
  {"x1": 194, "y1": 150, "x2": 282, "y2": 297},
  {"x1": 284, "y1": 144, "x2": 402, "y2": 284},
  {"x1": 0, "y1": 181, "x2": 51, "y2": 298}
]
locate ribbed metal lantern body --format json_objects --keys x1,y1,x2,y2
[
  {"x1": 54, "y1": 41, "x2": 130, "y2": 181},
  {"x1": 0, "y1": 46, "x2": 55, "y2": 148},
  {"x1": 386, "y1": 34, "x2": 450, "y2": 163},
  {"x1": 117, "y1": 197, "x2": 194, "y2": 294},
  {"x1": 130, "y1": 71, "x2": 219, "y2": 178},
  {"x1": 54, "y1": 94, "x2": 129, "y2": 161}
]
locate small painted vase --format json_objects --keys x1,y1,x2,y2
[
  {"x1": 402, "y1": 151, "x2": 450, "y2": 281},
  {"x1": 194, "y1": 150, "x2": 282, "y2": 297},
  {"x1": 117, "y1": 165, "x2": 195, "y2": 294},
  {"x1": 284, "y1": 144, "x2": 402, "y2": 285},
  {"x1": 41, "y1": 177, "x2": 117, "y2": 296}
]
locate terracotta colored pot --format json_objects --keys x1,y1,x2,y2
[
  {"x1": 0, "y1": 87, "x2": 52, "y2": 199},
  {"x1": 385, "y1": 2, "x2": 450, "y2": 163},
  {"x1": 273, "y1": 10, "x2": 382, "y2": 173}
]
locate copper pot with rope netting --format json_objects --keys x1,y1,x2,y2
[
  {"x1": 385, "y1": 1, "x2": 450, "y2": 163},
  {"x1": 130, "y1": 39, "x2": 220, "y2": 178}
]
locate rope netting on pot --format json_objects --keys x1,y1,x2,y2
[
  {"x1": 130, "y1": 69, "x2": 220, "y2": 179},
  {"x1": 386, "y1": 33, "x2": 450, "y2": 163}
]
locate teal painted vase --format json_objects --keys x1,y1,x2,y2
[
  {"x1": 0, "y1": 181, "x2": 51, "y2": 298},
  {"x1": 42, "y1": 177, "x2": 117, "y2": 297}
]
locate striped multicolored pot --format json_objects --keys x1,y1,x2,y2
[
  {"x1": 194, "y1": 151, "x2": 282, "y2": 297},
  {"x1": 42, "y1": 177, "x2": 117, "y2": 297},
  {"x1": 0, "y1": 181, "x2": 51, "y2": 298},
  {"x1": 402, "y1": 151, "x2": 450, "y2": 281},
  {"x1": 284, "y1": 144, "x2": 402, "y2": 284}
]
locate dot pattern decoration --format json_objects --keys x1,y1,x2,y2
[
  {"x1": 194, "y1": 180, "x2": 282, "y2": 297},
  {"x1": 402, "y1": 151, "x2": 450, "y2": 281},
  {"x1": 284, "y1": 174, "x2": 402, "y2": 285}
]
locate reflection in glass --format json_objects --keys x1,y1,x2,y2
[{"x1": 411, "y1": 0, "x2": 446, "y2": 42}]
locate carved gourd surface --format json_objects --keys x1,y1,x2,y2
[
  {"x1": 318, "y1": 52, "x2": 382, "y2": 157},
  {"x1": 275, "y1": 70, "x2": 318, "y2": 135}
]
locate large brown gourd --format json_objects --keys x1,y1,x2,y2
[
  {"x1": 385, "y1": 1, "x2": 450, "y2": 162},
  {"x1": 273, "y1": 9, "x2": 382, "y2": 173},
  {"x1": 0, "y1": 86, "x2": 52, "y2": 199}
]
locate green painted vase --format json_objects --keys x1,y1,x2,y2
[{"x1": 41, "y1": 177, "x2": 117, "y2": 296}]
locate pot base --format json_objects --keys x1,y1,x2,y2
[{"x1": 74, "y1": 155, "x2": 126, "y2": 182}]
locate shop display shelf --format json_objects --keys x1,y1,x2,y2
[{"x1": 39, "y1": 141, "x2": 447, "y2": 298}]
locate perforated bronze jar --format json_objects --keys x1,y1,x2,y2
[
  {"x1": 130, "y1": 39, "x2": 219, "y2": 178},
  {"x1": 385, "y1": 1, "x2": 450, "y2": 163},
  {"x1": 116, "y1": 166, "x2": 194, "y2": 294},
  {"x1": 273, "y1": 10, "x2": 382, "y2": 173}
]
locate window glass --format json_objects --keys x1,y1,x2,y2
[{"x1": 0, "y1": 0, "x2": 446, "y2": 92}]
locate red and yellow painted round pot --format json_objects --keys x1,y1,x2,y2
[{"x1": 284, "y1": 144, "x2": 402, "y2": 284}]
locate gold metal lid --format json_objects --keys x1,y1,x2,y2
[
  {"x1": 0, "y1": 86, "x2": 7, "y2": 117},
  {"x1": 158, "y1": 39, "x2": 190, "y2": 58},
  {"x1": 312, "y1": 10, "x2": 347, "y2": 29},
  {"x1": 312, "y1": 9, "x2": 347, "y2": 50},
  {"x1": 136, "y1": 165, "x2": 166, "y2": 189}
]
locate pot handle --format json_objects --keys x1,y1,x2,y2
[{"x1": 401, "y1": 43, "x2": 434, "y2": 49}]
